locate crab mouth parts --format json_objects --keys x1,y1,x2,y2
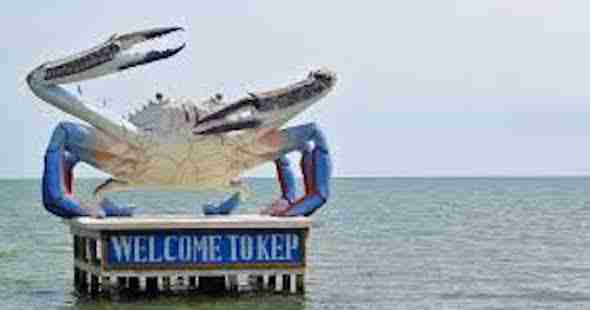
[{"x1": 43, "y1": 27, "x2": 185, "y2": 82}]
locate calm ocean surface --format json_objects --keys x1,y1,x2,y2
[{"x1": 3, "y1": 178, "x2": 590, "y2": 309}]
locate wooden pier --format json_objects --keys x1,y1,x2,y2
[{"x1": 67, "y1": 214, "x2": 310, "y2": 298}]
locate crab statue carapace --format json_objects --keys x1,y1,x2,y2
[{"x1": 27, "y1": 27, "x2": 336, "y2": 218}]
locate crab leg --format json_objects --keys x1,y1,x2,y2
[
  {"x1": 42, "y1": 121, "x2": 133, "y2": 218},
  {"x1": 268, "y1": 123, "x2": 332, "y2": 217},
  {"x1": 275, "y1": 156, "x2": 297, "y2": 203}
]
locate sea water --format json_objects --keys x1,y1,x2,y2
[{"x1": 2, "y1": 178, "x2": 590, "y2": 309}]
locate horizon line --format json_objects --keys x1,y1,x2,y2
[{"x1": 4, "y1": 175, "x2": 590, "y2": 180}]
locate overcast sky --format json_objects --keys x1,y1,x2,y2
[{"x1": 4, "y1": 1, "x2": 590, "y2": 178}]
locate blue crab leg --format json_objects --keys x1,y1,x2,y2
[
  {"x1": 202, "y1": 192, "x2": 241, "y2": 215},
  {"x1": 43, "y1": 121, "x2": 133, "y2": 218},
  {"x1": 275, "y1": 156, "x2": 297, "y2": 203},
  {"x1": 273, "y1": 123, "x2": 332, "y2": 217}
]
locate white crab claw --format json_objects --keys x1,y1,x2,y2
[{"x1": 28, "y1": 26, "x2": 185, "y2": 86}]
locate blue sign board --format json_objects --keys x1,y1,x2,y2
[{"x1": 105, "y1": 229, "x2": 305, "y2": 268}]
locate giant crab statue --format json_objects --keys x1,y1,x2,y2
[{"x1": 26, "y1": 27, "x2": 336, "y2": 218}]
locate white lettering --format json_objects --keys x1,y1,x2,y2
[
  {"x1": 164, "y1": 236, "x2": 177, "y2": 262},
  {"x1": 271, "y1": 234, "x2": 284, "y2": 260},
  {"x1": 240, "y1": 235, "x2": 254, "y2": 260},
  {"x1": 257, "y1": 235, "x2": 270, "y2": 260},
  {"x1": 227, "y1": 235, "x2": 239, "y2": 261},
  {"x1": 111, "y1": 236, "x2": 132, "y2": 262},
  {"x1": 178, "y1": 235, "x2": 192, "y2": 262},
  {"x1": 148, "y1": 236, "x2": 163, "y2": 263},
  {"x1": 133, "y1": 236, "x2": 147, "y2": 263},
  {"x1": 209, "y1": 235, "x2": 222, "y2": 262},
  {"x1": 193, "y1": 236, "x2": 208, "y2": 262},
  {"x1": 286, "y1": 233, "x2": 299, "y2": 260}
]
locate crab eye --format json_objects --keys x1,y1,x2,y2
[
  {"x1": 227, "y1": 109, "x2": 253, "y2": 122},
  {"x1": 240, "y1": 109, "x2": 253, "y2": 118}
]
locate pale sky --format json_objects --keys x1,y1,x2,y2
[{"x1": 4, "y1": 1, "x2": 590, "y2": 177}]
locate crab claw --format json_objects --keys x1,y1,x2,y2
[{"x1": 28, "y1": 26, "x2": 185, "y2": 85}]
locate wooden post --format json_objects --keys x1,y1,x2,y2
[
  {"x1": 296, "y1": 274, "x2": 305, "y2": 293},
  {"x1": 289, "y1": 274, "x2": 297, "y2": 294},
  {"x1": 275, "y1": 274, "x2": 283, "y2": 292}
]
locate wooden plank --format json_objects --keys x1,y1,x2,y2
[{"x1": 68, "y1": 214, "x2": 311, "y2": 231}]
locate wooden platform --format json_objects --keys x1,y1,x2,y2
[{"x1": 67, "y1": 215, "x2": 311, "y2": 298}]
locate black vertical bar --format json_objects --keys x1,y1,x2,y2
[
  {"x1": 89, "y1": 238, "x2": 98, "y2": 265},
  {"x1": 79, "y1": 270, "x2": 88, "y2": 294},
  {"x1": 188, "y1": 276, "x2": 197, "y2": 289},
  {"x1": 282, "y1": 274, "x2": 290, "y2": 292},
  {"x1": 296, "y1": 274, "x2": 305, "y2": 293},
  {"x1": 146, "y1": 277, "x2": 158, "y2": 295},
  {"x1": 268, "y1": 275, "x2": 276, "y2": 290},
  {"x1": 80, "y1": 237, "x2": 87, "y2": 263},
  {"x1": 162, "y1": 276, "x2": 171, "y2": 291},
  {"x1": 117, "y1": 277, "x2": 128, "y2": 291},
  {"x1": 129, "y1": 277, "x2": 140, "y2": 294},
  {"x1": 255, "y1": 275, "x2": 264, "y2": 290},
  {"x1": 73, "y1": 235, "x2": 80, "y2": 293},
  {"x1": 198, "y1": 276, "x2": 226, "y2": 293},
  {"x1": 90, "y1": 274, "x2": 99, "y2": 296},
  {"x1": 74, "y1": 267, "x2": 81, "y2": 293}
]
